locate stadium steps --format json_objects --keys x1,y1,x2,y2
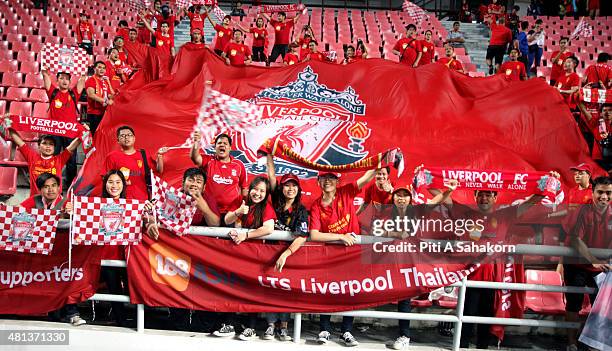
[{"x1": 440, "y1": 20, "x2": 489, "y2": 73}]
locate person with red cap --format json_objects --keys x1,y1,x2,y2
[
  {"x1": 183, "y1": 27, "x2": 205, "y2": 49},
  {"x1": 310, "y1": 168, "x2": 377, "y2": 347}
]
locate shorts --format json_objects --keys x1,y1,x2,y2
[
  {"x1": 486, "y1": 45, "x2": 506, "y2": 65},
  {"x1": 78, "y1": 42, "x2": 93, "y2": 55},
  {"x1": 563, "y1": 265, "x2": 598, "y2": 313}
]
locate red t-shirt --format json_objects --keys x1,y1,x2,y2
[
  {"x1": 567, "y1": 185, "x2": 593, "y2": 208},
  {"x1": 19, "y1": 144, "x2": 71, "y2": 196},
  {"x1": 570, "y1": 204, "x2": 612, "y2": 271},
  {"x1": 557, "y1": 72, "x2": 580, "y2": 107},
  {"x1": 116, "y1": 27, "x2": 130, "y2": 41},
  {"x1": 85, "y1": 75, "x2": 110, "y2": 115},
  {"x1": 77, "y1": 21, "x2": 94, "y2": 43},
  {"x1": 305, "y1": 52, "x2": 325, "y2": 62},
  {"x1": 224, "y1": 42, "x2": 251, "y2": 66},
  {"x1": 154, "y1": 31, "x2": 173, "y2": 55},
  {"x1": 270, "y1": 18, "x2": 295, "y2": 45},
  {"x1": 438, "y1": 57, "x2": 464, "y2": 72},
  {"x1": 240, "y1": 201, "x2": 276, "y2": 229},
  {"x1": 249, "y1": 27, "x2": 267, "y2": 47},
  {"x1": 363, "y1": 183, "x2": 393, "y2": 208},
  {"x1": 188, "y1": 12, "x2": 205, "y2": 32},
  {"x1": 192, "y1": 192, "x2": 221, "y2": 226},
  {"x1": 310, "y1": 182, "x2": 361, "y2": 235},
  {"x1": 284, "y1": 52, "x2": 299, "y2": 65},
  {"x1": 46, "y1": 84, "x2": 79, "y2": 122},
  {"x1": 213, "y1": 24, "x2": 233, "y2": 51},
  {"x1": 418, "y1": 40, "x2": 435, "y2": 66},
  {"x1": 489, "y1": 22, "x2": 512, "y2": 46},
  {"x1": 584, "y1": 63, "x2": 612, "y2": 87},
  {"x1": 198, "y1": 153, "x2": 248, "y2": 213},
  {"x1": 20, "y1": 195, "x2": 65, "y2": 211},
  {"x1": 137, "y1": 27, "x2": 151, "y2": 44},
  {"x1": 550, "y1": 51, "x2": 573, "y2": 82},
  {"x1": 104, "y1": 150, "x2": 155, "y2": 200},
  {"x1": 154, "y1": 15, "x2": 176, "y2": 34},
  {"x1": 298, "y1": 37, "x2": 312, "y2": 60},
  {"x1": 393, "y1": 37, "x2": 421, "y2": 66},
  {"x1": 498, "y1": 60, "x2": 526, "y2": 82},
  {"x1": 104, "y1": 60, "x2": 124, "y2": 92}
]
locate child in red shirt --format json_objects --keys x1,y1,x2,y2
[
  {"x1": 498, "y1": 48, "x2": 527, "y2": 81},
  {"x1": 283, "y1": 43, "x2": 300, "y2": 66},
  {"x1": 418, "y1": 30, "x2": 435, "y2": 66}
]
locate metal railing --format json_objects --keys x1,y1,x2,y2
[{"x1": 60, "y1": 222, "x2": 609, "y2": 351}]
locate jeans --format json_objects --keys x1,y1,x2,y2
[
  {"x1": 265, "y1": 312, "x2": 289, "y2": 324},
  {"x1": 320, "y1": 315, "x2": 354, "y2": 333},
  {"x1": 460, "y1": 288, "x2": 494, "y2": 348},
  {"x1": 268, "y1": 44, "x2": 288, "y2": 64},
  {"x1": 86, "y1": 114, "x2": 103, "y2": 135},
  {"x1": 101, "y1": 267, "x2": 127, "y2": 325},
  {"x1": 252, "y1": 46, "x2": 267, "y2": 62},
  {"x1": 527, "y1": 46, "x2": 542, "y2": 73},
  {"x1": 51, "y1": 136, "x2": 77, "y2": 190},
  {"x1": 398, "y1": 299, "x2": 412, "y2": 338}
]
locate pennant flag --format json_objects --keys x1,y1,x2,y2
[
  {"x1": 41, "y1": 43, "x2": 89, "y2": 76},
  {"x1": 402, "y1": 0, "x2": 428, "y2": 24},
  {"x1": 151, "y1": 174, "x2": 197, "y2": 235},
  {"x1": 581, "y1": 88, "x2": 611, "y2": 104},
  {"x1": 570, "y1": 17, "x2": 593, "y2": 40},
  {"x1": 71, "y1": 196, "x2": 146, "y2": 245},
  {"x1": 0, "y1": 203, "x2": 61, "y2": 255}
]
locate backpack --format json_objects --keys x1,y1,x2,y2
[{"x1": 48, "y1": 88, "x2": 79, "y2": 112}]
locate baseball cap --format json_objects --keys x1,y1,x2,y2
[
  {"x1": 570, "y1": 163, "x2": 592, "y2": 174},
  {"x1": 317, "y1": 171, "x2": 341, "y2": 179},
  {"x1": 279, "y1": 173, "x2": 300, "y2": 185},
  {"x1": 392, "y1": 184, "x2": 413, "y2": 195},
  {"x1": 191, "y1": 27, "x2": 202, "y2": 34}
]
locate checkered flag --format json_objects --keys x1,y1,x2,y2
[
  {"x1": 71, "y1": 196, "x2": 146, "y2": 245},
  {"x1": 171, "y1": 0, "x2": 192, "y2": 9},
  {"x1": 0, "y1": 203, "x2": 61, "y2": 255},
  {"x1": 571, "y1": 17, "x2": 593, "y2": 40},
  {"x1": 151, "y1": 174, "x2": 197, "y2": 236},
  {"x1": 402, "y1": 0, "x2": 428, "y2": 24},
  {"x1": 41, "y1": 43, "x2": 89, "y2": 76},
  {"x1": 126, "y1": 0, "x2": 152, "y2": 11},
  {"x1": 581, "y1": 88, "x2": 611, "y2": 104},
  {"x1": 211, "y1": 6, "x2": 227, "y2": 22},
  {"x1": 324, "y1": 50, "x2": 337, "y2": 62},
  {"x1": 197, "y1": 89, "x2": 261, "y2": 136}
]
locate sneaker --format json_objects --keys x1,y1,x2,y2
[
  {"x1": 278, "y1": 328, "x2": 292, "y2": 341},
  {"x1": 392, "y1": 336, "x2": 410, "y2": 350},
  {"x1": 317, "y1": 331, "x2": 330, "y2": 344},
  {"x1": 263, "y1": 325, "x2": 275, "y2": 340},
  {"x1": 213, "y1": 324, "x2": 235, "y2": 337},
  {"x1": 238, "y1": 328, "x2": 257, "y2": 341},
  {"x1": 488, "y1": 65, "x2": 494, "y2": 75},
  {"x1": 69, "y1": 315, "x2": 87, "y2": 326},
  {"x1": 566, "y1": 345, "x2": 578, "y2": 351},
  {"x1": 342, "y1": 332, "x2": 359, "y2": 347}
]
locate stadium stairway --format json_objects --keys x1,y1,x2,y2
[{"x1": 440, "y1": 20, "x2": 489, "y2": 73}]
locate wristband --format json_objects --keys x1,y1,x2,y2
[
  {"x1": 245, "y1": 230, "x2": 249, "y2": 239},
  {"x1": 287, "y1": 247, "x2": 294, "y2": 255}
]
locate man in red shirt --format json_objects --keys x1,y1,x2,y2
[
  {"x1": 76, "y1": 12, "x2": 94, "y2": 55},
  {"x1": 261, "y1": 10, "x2": 302, "y2": 64},
  {"x1": 498, "y1": 48, "x2": 527, "y2": 81},
  {"x1": 357, "y1": 167, "x2": 393, "y2": 215},
  {"x1": 105, "y1": 47, "x2": 129, "y2": 92},
  {"x1": 283, "y1": 43, "x2": 300, "y2": 66},
  {"x1": 183, "y1": 27, "x2": 206, "y2": 50},
  {"x1": 128, "y1": 28, "x2": 138, "y2": 43},
  {"x1": 185, "y1": 4, "x2": 205, "y2": 33},
  {"x1": 104, "y1": 126, "x2": 164, "y2": 200},
  {"x1": 549, "y1": 37, "x2": 573, "y2": 86},
  {"x1": 296, "y1": 25, "x2": 315, "y2": 61},
  {"x1": 486, "y1": 0, "x2": 505, "y2": 21},
  {"x1": 154, "y1": 4, "x2": 178, "y2": 36},
  {"x1": 437, "y1": 44, "x2": 464, "y2": 73},
  {"x1": 141, "y1": 14, "x2": 176, "y2": 57},
  {"x1": 583, "y1": 52, "x2": 611, "y2": 89},
  {"x1": 418, "y1": 30, "x2": 435, "y2": 66},
  {"x1": 485, "y1": 16, "x2": 512, "y2": 75},
  {"x1": 564, "y1": 176, "x2": 612, "y2": 351},
  {"x1": 236, "y1": 17, "x2": 269, "y2": 63},
  {"x1": 222, "y1": 30, "x2": 252, "y2": 67},
  {"x1": 302, "y1": 40, "x2": 325, "y2": 62},
  {"x1": 556, "y1": 56, "x2": 581, "y2": 109},
  {"x1": 190, "y1": 131, "x2": 248, "y2": 224},
  {"x1": 392, "y1": 24, "x2": 422, "y2": 67},
  {"x1": 85, "y1": 61, "x2": 115, "y2": 134},
  {"x1": 343, "y1": 45, "x2": 363, "y2": 65},
  {"x1": 205, "y1": 12, "x2": 233, "y2": 56},
  {"x1": 310, "y1": 169, "x2": 376, "y2": 346}
]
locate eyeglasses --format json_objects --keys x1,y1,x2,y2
[{"x1": 118, "y1": 134, "x2": 134, "y2": 139}]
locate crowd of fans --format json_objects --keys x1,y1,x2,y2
[{"x1": 1, "y1": 0, "x2": 611, "y2": 350}]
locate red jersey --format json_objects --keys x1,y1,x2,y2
[
  {"x1": 104, "y1": 150, "x2": 155, "y2": 200},
  {"x1": 224, "y1": 42, "x2": 251, "y2": 66},
  {"x1": 198, "y1": 153, "x2": 248, "y2": 213},
  {"x1": 19, "y1": 144, "x2": 71, "y2": 196},
  {"x1": 117, "y1": 50, "x2": 128, "y2": 64},
  {"x1": 557, "y1": 72, "x2": 580, "y2": 108},
  {"x1": 438, "y1": 57, "x2": 464, "y2": 72},
  {"x1": 569, "y1": 204, "x2": 612, "y2": 271},
  {"x1": 77, "y1": 21, "x2": 94, "y2": 43},
  {"x1": 284, "y1": 52, "x2": 299, "y2": 65},
  {"x1": 192, "y1": 192, "x2": 221, "y2": 225},
  {"x1": 489, "y1": 22, "x2": 512, "y2": 46},
  {"x1": 20, "y1": 195, "x2": 65, "y2": 211},
  {"x1": 187, "y1": 12, "x2": 205, "y2": 32},
  {"x1": 249, "y1": 27, "x2": 267, "y2": 47},
  {"x1": 154, "y1": 15, "x2": 176, "y2": 34},
  {"x1": 270, "y1": 18, "x2": 295, "y2": 45},
  {"x1": 498, "y1": 60, "x2": 526, "y2": 81},
  {"x1": 104, "y1": 60, "x2": 125, "y2": 92},
  {"x1": 393, "y1": 37, "x2": 421, "y2": 66},
  {"x1": 363, "y1": 183, "x2": 393, "y2": 208},
  {"x1": 298, "y1": 37, "x2": 312, "y2": 60},
  {"x1": 584, "y1": 63, "x2": 612, "y2": 87},
  {"x1": 550, "y1": 51, "x2": 573, "y2": 82},
  {"x1": 418, "y1": 40, "x2": 435, "y2": 66},
  {"x1": 154, "y1": 31, "x2": 173, "y2": 55},
  {"x1": 85, "y1": 75, "x2": 110, "y2": 115},
  {"x1": 240, "y1": 201, "x2": 276, "y2": 229},
  {"x1": 116, "y1": 27, "x2": 130, "y2": 41},
  {"x1": 213, "y1": 24, "x2": 232, "y2": 51},
  {"x1": 567, "y1": 185, "x2": 593, "y2": 209},
  {"x1": 137, "y1": 26, "x2": 151, "y2": 44},
  {"x1": 46, "y1": 84, "x2": 79, "y2": 122},
  {"x1": 305, "y1": 51, "x2": 325, "y2": 62},
  {"x1": 310, "y1": 182, "x2": 361, "y2": 235}
]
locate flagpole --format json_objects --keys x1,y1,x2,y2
[{"x1": 68, "y1": 190, "x2": 74, "y2": 278}]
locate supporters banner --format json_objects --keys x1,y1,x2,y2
[
  {"x1": 72, "y1": 47, "x2": 593, "y2": 207},
  {"x1": 127, "y1": 232, "x2": 480, "y2": 312},
  {"x1": 258, "y1": 4, "x2": 306, "y2": 14},
  {"x1": 413, "y1": 167, "x2": 562, "y2": 202},
  {"x1": 4, "y1": 114, "x2": 89, "y2": 139},
  {"x1": 71, "y1": 196, "x2": 146, "y2": 245},
  {"x1": 581, "y1": 88, "x2": 611, "y2": 104},
  {"x1": 41, "y1": 43, "x2": 89, "y2": 76},
  {"x1": 151, "y1": 174, "x2": 197, "y2": 235},
  {"x1": 0, "y1": 232, "x2": 102, "y2": 315},
  {"x1": 0, "y1": 203, "x2": 60, "y2": 255}
]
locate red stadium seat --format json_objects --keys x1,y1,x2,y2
[
  {"x1": 525, "y1": 270, "x2": 565, "y2": 315},
  {"x1": 437, "y1": 295, "x2": 458, "y2": 309},
  {"x1": 2, "y1": 72, "x2": 23, "y2": 87},
  {"x1": 0, "y1": 60, "x2": 19, "y2": 72},
  {"x1": 10, "y1": 41, "x2": 29, "y2": 52},
  {"x1": 8, "y1": 101, "x2": 32, "y2": 116},
  {"x1": 411, "y1": 298, "x2": 433, "y2": 308},
  {"x1": 62, "y1": 37, "x2": 78, "y2": 47},
  {"x1": 43, "y1": 36, "x2": 61, "y2": 45},
  {"x1": 0, "y1": 166, "x2": 18, "y2": 196},
  {"x1": 19, "y1": 61, "x2": 39, "y2": 74},
  {"x1": 30, "y1": 42, "x2": 45, "y2": 53},
  {"x1": 5, "y1": 33, "x2": 24, "y2": 43},
  {"x1": 4, "y1": 87, "x2": 28, "y2": 101},
  {"x1": 17, "y1": 50, "x2": 36, "y2": 63},
  {"x1": 24, "y1": 73, "x2": 44, "y2": 89},
  {"x1": 29, "y1": 89, "x2": 48, "y2": 103},
  {"x1": 0, "y1": 100, "x2": 5, "y2": 114},
  {"x1": 32, "y1": 102, "x2": 49, "y2": 118}
]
